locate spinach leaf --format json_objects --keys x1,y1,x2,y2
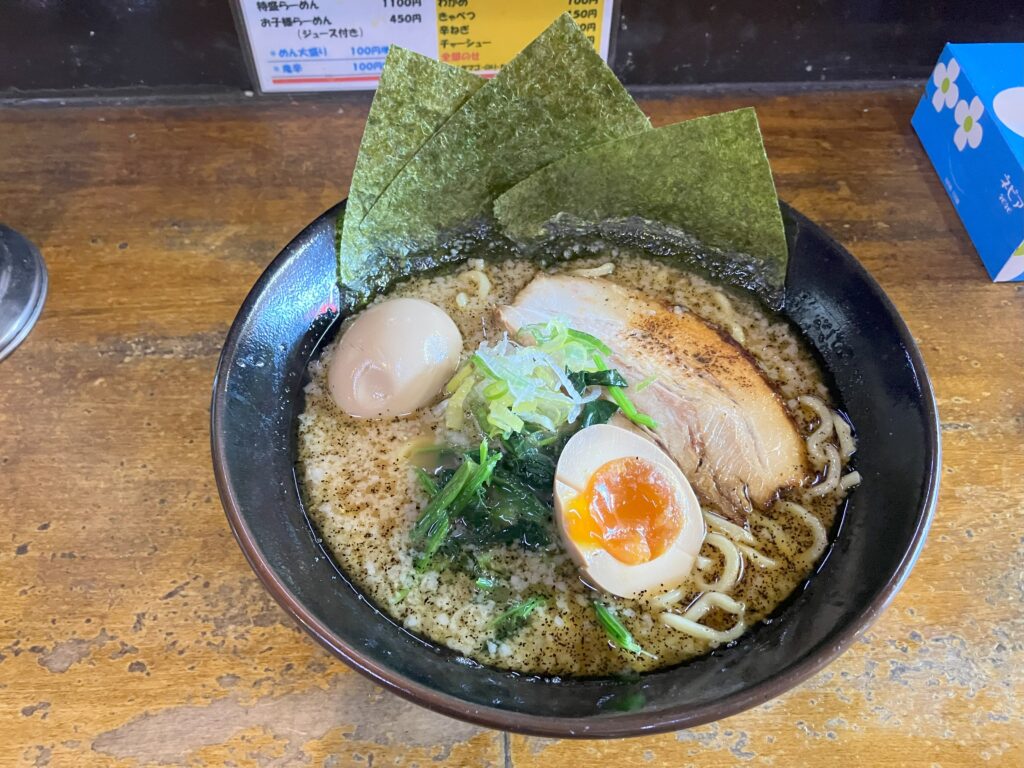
[
  {"x1": 491, "y1": 596, "x2": 545, "y2": 642},
  {"x1": 410, "y1": 458, "x2": 476, "y2": 557},
  {"x1": 500, "y1": 427, "x2": 569, "y2": 494},
  {"x1": 411, "y1": 440, "x2": 499, "y2": 565},
  {"x1": 452, "y1": 468, "x2": 552, "y2": 551},
  {"x1": 567, "y1": 368, "x2": 628, "y2": 391},
  {"x1": 579, "y1": 399, "x2": 619, "y2": 428}
]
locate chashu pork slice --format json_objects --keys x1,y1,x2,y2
[{"x1": 497, "y1": 274, "x2": 809, "y2": 522}]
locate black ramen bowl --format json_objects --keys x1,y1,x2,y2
[{"x1": 211, "y1": 202, "x2": 940, "y2": 737}]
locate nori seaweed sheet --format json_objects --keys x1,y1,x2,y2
[
  {"x1": 337, "y1": 47, "x2": 483, "y2": 292},
  {"x1": 493, "y1": 108, "x2": 789, "y2": 297},
  {"x1": 349, "y1": 13, "x2": 650, "y2": 297},
  {"x1": 334, "y1": 22, "x2": 791, "y2": 311}
]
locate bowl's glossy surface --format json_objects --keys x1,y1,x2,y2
[{"x1": 211, "y1": 202, "x2": 939, "y2": 737}]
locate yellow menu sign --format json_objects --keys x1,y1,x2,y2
[
  {"x1": 437, "y1": 0, "x2": 612, "y2": 73},
  {"x1": 237, "y1": 0, "x2": 616, "y2": 92}
]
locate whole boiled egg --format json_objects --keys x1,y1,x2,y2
[
  {"x1": 328, "y1": 298, "x2": 462, "y2": 418},
  {"x1": 554, "y1": 423, "x2": 705, "y2": 599}
]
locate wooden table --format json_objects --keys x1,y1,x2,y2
[{"x1": 1, "y1": 87, "x2": 1020, "y2": 767}]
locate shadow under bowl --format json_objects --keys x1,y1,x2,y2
[{"x1": 211, "y1": 202, "x2": 940, "y2": 738}]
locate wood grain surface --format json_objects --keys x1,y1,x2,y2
[{"x1": 0, "y1": 88, "x2": 1021, "y2": 767}]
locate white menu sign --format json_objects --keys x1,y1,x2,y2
[{"x1": 236, "y1": 0, "x2": 616, "y2": 93}]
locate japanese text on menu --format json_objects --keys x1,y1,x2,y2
[{"x1": 238, "y1": 0, "x2": 615, "y2": 92}]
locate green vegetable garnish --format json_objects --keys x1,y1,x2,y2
[
  {"x1": 491, "y1": 596, "x2": 545, "y2": 642},
  {"x1": 592, "y1": 354, "x2": 658, "y2": 430},
  {"x1": 444, "y1": 362, "x2": 475, "y2": 395},
  {"x1": 605, "y1": 386, "x2": 657, "y2": 430},
  {"x1": 469, "y1": 334, "x2": 587, "y2": 437},
  {"x1": 567, "y1": 368, "x2": 628, "y2": 391},
  {"x1": 564, "y1": 328, "x2": 613, "y2": 356},
  {"x1": 579, "y1": 399, "x2": 619, "y2": 429},
  {"x1": 462, "y1": 319, "x2": 635, "y2": 438},
  {"x1": 635, "y1": 375, "x2": 658, "y2": 392},
  {"x1": 474, "y1": 576, "x2": 496, "y2": 590},
  {"x1": 411, "y1": 440, "x2": 504, "y2": 567},
  {"x1": 454, "y1": 440, "x2": 500, "y2": 507},
  {"x1": 414, "y1": 467, "x2": 440, "y2": 496},
  {"x1": 500, "y1": 427, "x2": 566, "y2": 493},
  {"x1": 445, "y1": 374, "x2": 476, "y2": 430},
  {"x1": 593, "y1": 601, "x2": 656, "y2": 658},
  {"x1": 460, "y1": 468, "x2": 552, "y2": 550},
  {"x1": 520, "y1": 320, "x2": 611, "y2": 373},
  {"x1": 598, "y1": 690, "x2": 646, "y2": 712},
  {"x1": 411, "y1": 458, "x2": 474, "y2": 544},
  {"x1": 390, "y1": 584, "x2": 412, "y2": 605}
]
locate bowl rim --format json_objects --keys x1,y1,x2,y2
[{"x1": 211, "y1": 202, "x2": 941, "y2": 738}]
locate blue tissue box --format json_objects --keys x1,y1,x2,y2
[{"x1": 912, "y1": 43, "x2": 1024, "y2": 282}]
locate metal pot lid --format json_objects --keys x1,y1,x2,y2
[{"x1": 0, "y1": 225, "x2": 48, "y2": 362}]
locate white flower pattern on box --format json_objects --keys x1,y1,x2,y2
[
  {"x1": 995, "y1": 243, "x2": 1024, "y2": 282},
  {"x1": 953, "y1": 97, "x2": 984, "y2": 151},
  {"x1": 932, "y1": 59, "x2": 960, "y2": 112}
]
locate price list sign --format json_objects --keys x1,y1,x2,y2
[{"x1": 236, "y1": 0, "x2": 616, "y2": 92}]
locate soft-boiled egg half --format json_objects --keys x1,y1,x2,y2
[
  {"x1": 328, "y1": 298, "x2": 462, "y2": 418},
  {"x1": 554, "y1": 423, "x2": 705, "y2": 599}
]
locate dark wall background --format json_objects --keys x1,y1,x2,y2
[
  {"x1": 1, "y1": 0, "x2": 249, "y2": 93},
  {"x1": 0, "y1": 0, "x2": 1020, "y2": 94},
  {"x1": 616, "y1": 1, "x2": 1022, "y2": 83}
]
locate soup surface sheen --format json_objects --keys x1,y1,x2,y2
[{"x1": 298, "y1": 254, "x2": 854, "y2": 675}]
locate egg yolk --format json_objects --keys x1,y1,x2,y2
[{"x1": 564, "y1": 457, "x2": 684, "y2": 565}]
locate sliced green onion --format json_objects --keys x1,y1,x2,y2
[
  {"x1": 445, "y1": 374, "x2": 475, "y2": 430},
  {"x1": 469, "y1": 352, "x2": 499, "y2": 380},
  {"x1": 593, "y1": 601, "x2": 657, "y2": 659},
  {"x1": 486, "y1": 402, "x2": 525, "y2": 435},
  {"x1": 565, "y1": 328, "x2": 613, "y2": 356},
  {"x1": 518, "y1": 322, "x2": 561, "y2": 346},
  {"x1": 465, "y1": 321, "x2": 630, "y2": 437},
  {"x1": 444, "y1": 362, "x2": 474, "y2": 395},
  {"x1": 607, "y1": 386, "x2": 658, "y2": 429},
  {"x1": 482, "y1": 380, "x2": 509, "y2": 400},
  {"x1": 474, "y1": 576, "x2": 496, "y2": 590},
  {"x1": 635, "y1": 375, "x2": 658, "y2": 392}
]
